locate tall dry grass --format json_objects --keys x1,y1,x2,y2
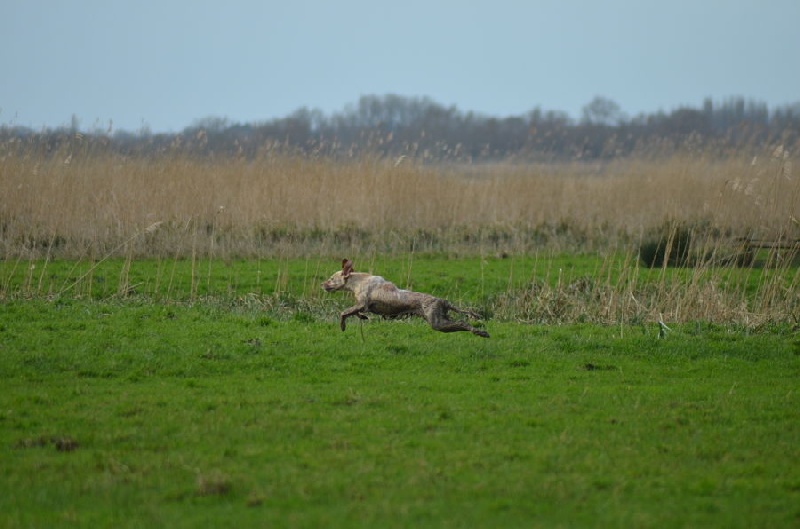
[
  {"x1": 1, "y1": 136, "x2": 797, "y2": 260},
  {"x1": 1, "y1": 137, "x2": 798, "y2": 327}
]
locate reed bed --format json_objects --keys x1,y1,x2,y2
[{"x1": 1, "y1": 138, "x2": 797, "y2": 259}]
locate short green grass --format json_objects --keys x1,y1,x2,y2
[
  {"x1": 1, "y1": 299, "x2": 799, "y2": 528},
  {"x1": 1, "y1": 253, "x2": 790, "y2": 321},
  {"x1": 2, "y1": 254, "x2": 590, "y2": 301}
]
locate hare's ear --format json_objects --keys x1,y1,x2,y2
[{"x1": 342, "y1": 259, "x2": 354, "y2": 278}]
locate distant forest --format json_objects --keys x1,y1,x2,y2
[{"x1": 4, "y1": 95, "x2": 800, "y2": 162}]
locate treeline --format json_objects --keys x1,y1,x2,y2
[{"x1": 4, "y1": 95, "x2": 800, "y2": 161}]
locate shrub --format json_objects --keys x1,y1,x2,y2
[{"x1": 640, "y1": 222, "x2": 693, "y2": 267}]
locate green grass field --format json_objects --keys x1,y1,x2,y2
[
  {"x1": 3, "y1": 141, "x2": 799, "y2": 526},
  {"x1": 1, "y1": 255, "x2": 799, "y2": 527}
]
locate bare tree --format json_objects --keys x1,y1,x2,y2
[{"x1": 581, "y1": 96, "x2": 626, "y2": 126}]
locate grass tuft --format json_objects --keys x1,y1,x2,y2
[{"x1": 196, "y1": 472, "x2": 233, "y2": 497}]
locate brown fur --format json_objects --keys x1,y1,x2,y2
[{"x1": 322, "y1": 259, "x2": 489, "y2": 338}]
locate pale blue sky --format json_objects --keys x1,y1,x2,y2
[{"x1": 2, "y1": 0, "x2": 798, "y2": 132}]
